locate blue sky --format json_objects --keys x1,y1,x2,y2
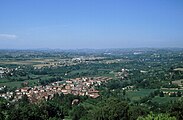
[{"x1": 0, "y1": 0, "x2": 183, "y2": 49}]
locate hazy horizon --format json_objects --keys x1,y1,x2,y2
[{"x1": 0, "y1": 0, "x2": 183, "y2": 49}]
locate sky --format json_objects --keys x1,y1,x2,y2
[{"x1": 0, "y1": 0, "x2": 183, "y2": 49}]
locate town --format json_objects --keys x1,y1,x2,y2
[{"x1": 0, "y1": 77, "x2": 112, "y2": 103}]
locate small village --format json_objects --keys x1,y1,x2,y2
[
  {"x1": 0, "y1": 67, "x2": 12, "y2": 78},
  {"x1": 0, "y1": 77, "x2": 112, "y2": 103}
]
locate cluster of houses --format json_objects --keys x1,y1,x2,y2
[
  {"x1": 161, "y1": 91, "x2": 182, "y2": 97},
  {"x1": 0, "y1": 67, "x2": 12, "y2": 78},
  {"x1": 33, "y1": 57, "x2": 105, "y2": 69},
  {"x1": 0, "y1": 77, "x2": 112, "y2": 103},
  {"x1": 161, "y1": 87, "x2": 182, "y2": 97},
  {"x1": 115, "y1": 68, "x2": 129, "y2": 80}
]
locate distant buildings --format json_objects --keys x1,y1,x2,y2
[
  {"x1": 0, "y1": 67, "x2": 11, "y2": 78},
  {"x1": 0, "y1": 77, "x2": 112, "y2": 103}
]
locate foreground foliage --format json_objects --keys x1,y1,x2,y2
[{"x1": 137, "y1": 113, "x2": 176, "y2": 120}]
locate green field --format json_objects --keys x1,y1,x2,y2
[
  {"x1": 152, "y1": 96, "x2": 181, "y2": 104},
  {"x1": 0, "y1": 75, "x2": 54, "y2": 88},
  {"x1": 126, "y1": 89, "x2": 155, "y2": 101},
  {"x1": 0, "y1": 79, "x2": 39, "y2": 88}
]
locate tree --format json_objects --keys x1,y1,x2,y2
[
  {"x1": 91, "y1": 98, "x2": 129, "y2": 120},
  {"x1": 70, "y1": 105, "x2": 87, "y2": 120},
  {"x1": 128, "y1": 106, "x2": 149, "y2": 120},
  {"x1": 177, "y1": 91, "x2": 181, "y2": 97},
  {"x1": 123, "y1": 90, "x2": 126, "y2": 96},
  {"x1": 40, "y1": 102, "x2": 64, "y2": 119},
  {"x1": 154, "y1": 90, "x2": 160, "y2": 96},
  {"x1": 137, "y1": 112, "x2": 176, "y2": 120},
  {"x1": 8, "y1": 104, "x2": 43, "y2": 120},
  {"x1": 159, "y1": 91, "x2": 164, "y2": 97},
  {"x1": 169, "y1": 100, "x2": 183, "y2": 120},
  {"x1": 0, "y1": 112, "x2": 4, "y2": 120}
]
